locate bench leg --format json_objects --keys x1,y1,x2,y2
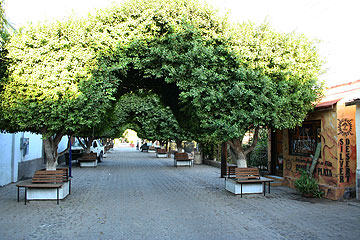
[
  {"x1": 17, "y1": 187, "x2": 20, "y2": 202},
  {"x1": 241, "y1": 183, "x2": 243, "y2": 198},
  {"x1": 263, "y1": 182, "x2": 266, "y2": 196},
  {"x1": 24, "y1": 187, "x2": 27, "y2": 205},
  {"x1": 268, "y1": 182, "x2": 271, "y2": 194},
  {"x1": 57, "y1": 188, "x2": 59, "y2": 205}
]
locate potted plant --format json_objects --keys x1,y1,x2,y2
[{"x1": 294, "y1": 170, "x2": 324, "y2": 198}]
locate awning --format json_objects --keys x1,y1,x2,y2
[
  {"x1": 345, "y1": 98, "x2": 360, "y2": 106},
  {"x1": 315, "y1": 99, "x2": 341, "y2": 109}
]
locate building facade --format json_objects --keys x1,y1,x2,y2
[
  {"x1": 345, "y1": 96, "x2": 360, "y2": 200},
  {"x1": 0, "y1": 132, "x2": 68, "y2": 186},
  {"x1": 269, "y1": 80, "x2": 359, "y2": 200}
]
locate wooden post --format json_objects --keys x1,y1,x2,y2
[{"x1": 221, "y1": 142, "x2": 227, "y2": 178}]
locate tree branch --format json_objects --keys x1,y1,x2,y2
[
  {"x1": 76, "y1": 137, "x2": 87, "y2": 150},
  {"x1": 53, "y1": 133, "x2": 64, "y2": 147},
  {"x1": 244, "y1": 127, "x2": 260, "y2": 156}
]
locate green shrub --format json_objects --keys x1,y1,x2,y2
[{"x1": 294, "y1": 170, "x2": 324, "y2": 198}]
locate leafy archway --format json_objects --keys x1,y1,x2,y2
[{"x1": 0, "y1": 0, "x2": 323, "y2": 170}]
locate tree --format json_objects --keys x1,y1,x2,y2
[
  {"x1": 0, "y1": 0, "x2": 13, "y2": 90},
  {"x1": 101, "y1": 2, "x2": 323, "y2": 167},
  {"x1": 1, "y1": 0, "x2": 323, "y2": 171},
  {"x1": 0, "y1": 17, "x2": 117, "y2": 170},
  {"x1": 178, "y1": 22, "x2": 324, "y2": 167}
]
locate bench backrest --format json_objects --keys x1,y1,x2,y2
[
  {"x1": 235, "y1": 167, "x2": 260, "y2": 180},
  {"x1": 32, "y1": 170, "x2": 65, "y2": 184},
  {"x1": 227, "y1": 165, "x2": 236, "y2": 177},
  {"x1": 81, "y1": 152, "x2": 97, "y2": 160},
  {"x1": 57, "y1": 168, "x2": 70, "y2": 182},
  {"x1": 157, "y1": 148, "x2": 167, "y2": 154},
  {"x1": 174, "y1": 152, "x2": 189, "y2": 160},
  {"x1": 40, "y1": 168, "x2": 69, "y2": 182}
]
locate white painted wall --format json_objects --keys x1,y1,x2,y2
[
  {"x1": 0, "y1": 132, "x2": 43, "y2": 186},
  {"x1": 0, "y1": 133, "x2": 14, "y2": 186},
  {"x1": 356, "y1": 105, "x2": 360, "y2": 200},
  {"x1": 22, "y1": 132, "x2": 43, "y2": 162},
  {"x1": 1, "y1": 133, "x2": 75, "y2": 186}
]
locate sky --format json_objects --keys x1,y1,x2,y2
[{"x1": 4, "y1": 0, "x2": 360, "y2": 87}]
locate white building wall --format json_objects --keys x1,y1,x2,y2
[
  {"x1": 0, "y1": 132, "x2": 43, "y2": 186},
  {"x1": 0, "y1": 133, "x2": 71, "y2": 186},
  {"x1": 0, "y1": 133, "x2": 14, "y2": 186},
  {"x1": 22, "y1": 132, "x2": 43, "y2": 162},
  {"x1": 356, "y1": 105, "x2": 360, "y2": 200}
]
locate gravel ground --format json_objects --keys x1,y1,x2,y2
[{"x1": 1, "y1": 147, "x2": 360, "y2": 240}]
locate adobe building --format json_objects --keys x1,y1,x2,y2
[
  {"x1": 345, "y1": 95, "x2": 360, "y2": 200},
  {"x1": 269, "y1": 80, "x2": 360, "y2": 200}
]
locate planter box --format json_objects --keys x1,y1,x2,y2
[
  {"x1": 156, "y1": 153, "x2": 167, "y2": 158},
  {"x1": 79, "y1": 160, "x2": 97, "y2": 167},
  {"x1": 175, "y1": 160, "x2": 193, "y2": 167},
  {"x1": 225, "y1": 178, "x2": 263, "y2": 195},
  {"x1": 27, "y1": 181, "x2": 70, "y2": 200}
]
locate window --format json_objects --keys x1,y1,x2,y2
[{"x1": 289, "y1": 121, "x2": 321, "y2": 157}]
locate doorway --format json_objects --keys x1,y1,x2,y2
[{"x1": 271, "y1": 130, "x2": 283, "y2": 176}]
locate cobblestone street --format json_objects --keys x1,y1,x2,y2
[{"x1": 1, "y1": 147, "x2": 360, "y2": 240}]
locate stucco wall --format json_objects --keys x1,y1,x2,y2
[
  {"x1": 0, "y1": 133, "x2": 71, "y2": 186},
  {"x1": 280, "y1": 100, "x2": 357, "y2": 200},
  {"x1": 0, "y1": 133, "x2": 14, "y2": 186},
  {"x1": 0, "y1": 132, "x2": 43, "y2": 186},
  {"x1": 356, "y1": 105, "x2": 360, "y2": 199}
]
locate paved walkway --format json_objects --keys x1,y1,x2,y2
[{"x1": 1, "y1": 147, "x2": 360, "y2": 240}]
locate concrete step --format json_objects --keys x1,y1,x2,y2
[{"x1": 264, "y1": 175, "x2": 284, "y2": 187}]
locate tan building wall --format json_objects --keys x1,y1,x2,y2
[{"x1": 272, "y1": 99, "x2": 357, "y2": 200}]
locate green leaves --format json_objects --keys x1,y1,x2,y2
[{"x1": 0, "y1": 0, "x2": 324, "y2": 149}]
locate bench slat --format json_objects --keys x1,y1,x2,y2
[
  {"x1": 78, "y1": 153, "x2": 97, "y2": 161},
  {"x1": 32, "y1": 170, "x2": 64, "y2": 184},
  {"x1": 235, "y1": 167, "x2": 260, "y2": 180},
  {"x1": 157, "y1": 149, "x2": 167, "y2": 154}
]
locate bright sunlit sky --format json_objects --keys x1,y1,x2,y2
[{"x1": 4, "y1": 0, "x2": 360, "y2": 87}]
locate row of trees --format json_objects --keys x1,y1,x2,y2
[{"x1": 0, "y1": 0, "x2": 324, "y2": 170}]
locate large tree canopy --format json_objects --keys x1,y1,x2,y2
[
  {"x1": 0, "y1": 16, "x2": 118, "y2": 169},
  {"x1": 0, "y1": 0, "x2": 324, "y2": 169},
  {"x1": 98, "y1": 1, "x2": 323, "y2": 166}
]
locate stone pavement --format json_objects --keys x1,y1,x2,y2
[{"x1": 1, "y1": 147, "x2": 360, "y2": 240}]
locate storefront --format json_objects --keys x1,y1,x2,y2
[
  {"x1": 345, "y1": 96, "x2": 360, "y2": 200},
  {"x1": 269, "y1": 80, "x2": 359, "y2": 200}
]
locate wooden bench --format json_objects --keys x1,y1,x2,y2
[
  {"x1": 233, "y1": 167, "x2": 273, "y2": 197},
  {"x1": 105, "y1": 145, "x2": 111, "y2": 153},
  {"x1": 141, "y1": 144, "x2": 149, "y2": 152},
  {"x1": 226, "y1": 164, "x2": 237, "y2": 178},
  {"x1": 156, "y1": 148, "x2": 168, "y2": 158},
  {"x1": 77, "y1": 152, "x2": 97, "y2": 167},
  {"x1": 174, "y1": 152, "x2": 193, "y2": 167},
  {"x1": 16, "y1": 169, "x2": 71, "y2": 205},
  {"x1": 148, "y1": 146, "x2": 156, "y2": 153}
]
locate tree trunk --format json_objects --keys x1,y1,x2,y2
[
  {"x1": 176, "y1": 140, "x2": 183, "y2": 152},
  {"x1": 228, "y1": 138, "x2": 247, "y2": 168},
  {"x1": 43, "y1": 133, "x2": 64, "y2": 170},
  {"x1": 227, "y1": 127, "x2": 260, "y2": 168},
  {"x1": 77, "y1": 136, "x2": 94, "y2": 153}
]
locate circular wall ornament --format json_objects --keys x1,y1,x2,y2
[{"x1": 337, "y1": 118, "x2": 353, "y2": 137}]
